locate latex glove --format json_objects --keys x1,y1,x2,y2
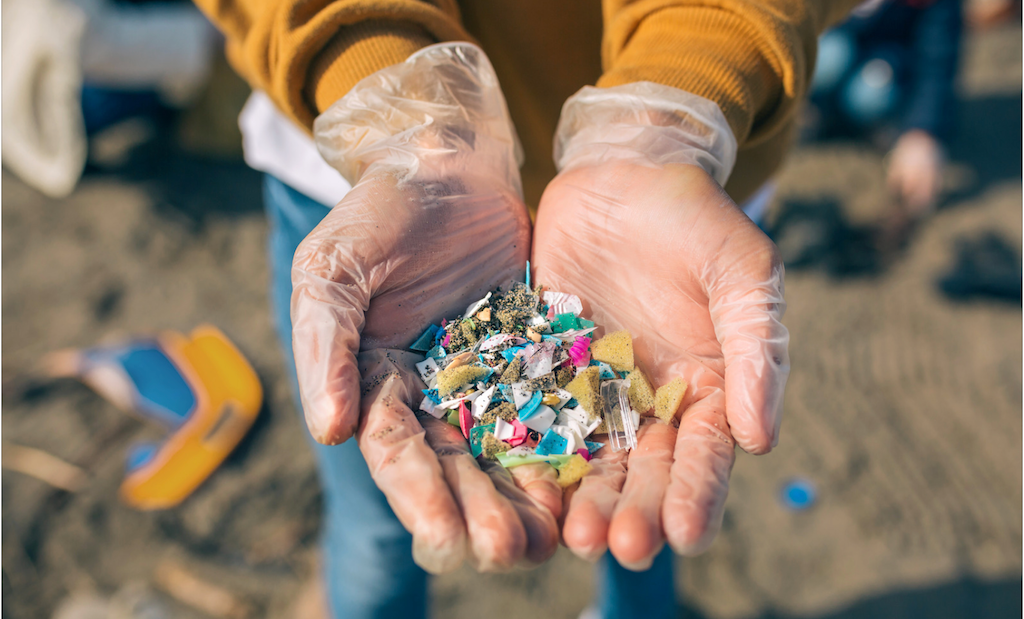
[
  {"x1": 887, "y1": 129, "x2": 944, "y2": 216},
  {"x1": 292, "y1": 43, "x2": 560, "y2": 573},
  {"x1": 534, "y1": 83, "x2": 790, "y2": 569}
]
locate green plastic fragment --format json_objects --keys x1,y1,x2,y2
[
  {"x1": 470, "y1": 423, "x2": 495, "y2": 458},
  {"x1": 446, "y1": 409, "x2": 460, "y2": 427},
  {"x1": 551, "y1": 313, "x2": 579, "y2": 333},
  {"x1": 495, "y1": 453, "x2": 575, "y2": 469}
]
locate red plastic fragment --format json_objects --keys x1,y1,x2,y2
[
  {"x1": 507, "y1": 420, "x2": 529, "y2": 447},
  {"x1": 459, "y1": 401, "x2": 474, "y2": 439}
]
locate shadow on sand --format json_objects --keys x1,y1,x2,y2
[{"x1": 680, "y1": 576, "x2": 1022, "y2": 619}]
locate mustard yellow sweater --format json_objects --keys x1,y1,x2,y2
[{"x1": 193, "y1": 0, "x2": 859, "y2": 206}]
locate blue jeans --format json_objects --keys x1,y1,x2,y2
[{"x1": 263, "y1": 174, "x2": 677, "y2": 619}]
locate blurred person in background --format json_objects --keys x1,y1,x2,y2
[
  {"x1": 806, "y1": 0, "x2": 963, "y2": 225},
  {"x1": 190, "y1": 1, "x2": 867, "y2": 618},
  {"x1": 1, "y1": 0, "x2": 218, "y2": 198}
]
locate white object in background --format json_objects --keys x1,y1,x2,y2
[
  {"x1": 1, "y1": 0, "x2": 87, "y2": 198},
  {"x1": 239, "y1": 91, "x2": 352, "y2": 207}
]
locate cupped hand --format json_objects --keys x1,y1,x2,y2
[
  {"x1": 533, "y1": 161, "x2": 790, "y2": 569},
  {"x1": 290, "y1": 43, "x2": 562, "y2": 574}
]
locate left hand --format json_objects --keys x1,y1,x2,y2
[{"x1": 533, "y1": 84, "x2": 790, "y2": 569}]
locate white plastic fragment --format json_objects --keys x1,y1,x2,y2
[
  {"x1": 464, "y1": 292, "x2": 492, "y2": 317},
  {"x1": 550, "y1": 327, "x2": 598, "y2": 342},
  {"x1": 471, "y1": 385, "x2": 496, "y2": 419},
  {"x1": 420, "y1": 395, "x2": 447, "y2": 419},
  {"x1": 520, "y1": 405, "x2": 556, "y2": 433},
  {"x1": 522, "y1": 341, "x2": 557, "y2": 379},
  {"x1": 512, "y1": 382, "x2": 534, "y2": 409},
  {"x1": 415, "y1": 357, "x2": 439, "y2": 388},
  {"x1": 493, "y1": 418, "x2": 515, "y2": 441},
  {"x1": 543, "y1": 291, "x2": 583, "y2": 316},
  {"x1": 552, "y1": 389, "x2": 573, "y2": 410}
]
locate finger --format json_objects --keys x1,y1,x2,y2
[
  {"x1": 482, "y1": 460, "x2": 561, "y2": 567},
  {"x1": 561, "y1": 443, "x2": 627, "y2": 562},
  {"x1": 607, "y1": 421, "x2": 676, "y2": 571},
  {"x1": 706, "y1": 240, "x2": 790, "y2": 454},
  {"x1": 291, "y1": 210, "x2": 375, "y2": 445},
  {"x1": 508, "y1": 462, "x2": 563, "y2": 520},
  {"x1": 356, "y1": 366, "x2": 467, "y2": 574},
  {"x1": 419, "y1": 417, "x2": 529, "y2": 572},
  {"x1": 663, "y1": 386, "x2": 736, "y2": 555}
]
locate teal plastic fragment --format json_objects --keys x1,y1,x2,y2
[
  {"x1": 411, "y1": 325, "x2": 440, "y2": 352},
  {"x1": 517, "y1": 390, "x2": 543, "y2": 418},
  {"x1": 525, "y1": 260, "x2": 531, "y2": 288},
  {"x1": 426, "y1": 345, "x2": 446, "y2": 359},
  {"x1": 584, "y1": 440, "x2": 605, "y2": 454},
  {"x1": 501, "y1": 346, "x2": 526, "y2": 363},
  {"x1": 551, "y1": 313, "x2": 579, "y2": 333},
  {"x1": 578, "y1": 318, "x2": 595, "y2": 329},
  {"x1": 597, "y1": 362, "x2": 616, "y2": 380},
  {"x1": 496, "y1": 452, "x2": 574, "y2": 469},
  {"x1": 470, "y1": 423, "x2": 496, "y2": 458},
  {"x1": 422, "y1": 389, "x2": 441, "y2": 404},
  {"x1": 536, "y1": 429, "x2": 568, "y2": 456}
]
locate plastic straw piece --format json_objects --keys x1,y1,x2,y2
[
  {"x1": 495, "y1": 452, "x2": 574, "y2": 469},
  {"x1": 601, "y1": 379, "x2": 637, "y2": 452}
]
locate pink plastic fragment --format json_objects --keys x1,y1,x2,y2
[
  {"x1": 507, "y1": 420, "x2": 529, "y2": 447},
  {"x1": 459, "y1": 401, "x2": 474, "y2": 439},
  {"x1": 442, "y1": 332, "x2": 451, "y2": 347},
  {"x1": 576, "y1": 448, "x2": 592, "y2": 461},
  {"x1": 546, "y1": 306, "x2": 555, "y2": 320},
  {"x1": 568, "y1": 336, "x2": 592, "y2": 367}
]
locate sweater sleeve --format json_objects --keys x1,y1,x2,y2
[
  {"x1": 191, "y1": 0, "x2": 471, "y2": 131},
  {"x1": 598, "y1": 0, "x2": 863, "y2": 147}
]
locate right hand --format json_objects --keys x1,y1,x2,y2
[{"x1": 291, "y1": 43, "x2": 561, "y2": 574}]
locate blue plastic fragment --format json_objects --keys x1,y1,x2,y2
[
  {"x1": 421, "y1": 389, "x2": 441, "y2": 404},
  {"x1": 116, "y1": 346, "x2": 195, "y2": 427},
  {"x1": 565, "y1": 397, "x2": 578, "y2": 408},
  {"x1": 584, "y1": 440, "x2": 604, "y2": 454},
  {"x1": 497, "y1": 384, "x2": 513, "y2": 402},
  {"x1": 517, "y1": 390, "x2": 543, "y2": 419},
  {"x1": 501, "y1": 346, "x2": 526, "y2": 363},
  {"x1": 426, "y1": 345, "x2": 446, "y2": 359},
  {"x1": 411, "y1": 325, "x2": 440, "y2": 351},
  {"x1": 536, "y1": 429, "x2": 568, "y2": 456},
  {"x1": 525, "y1": 260, "x2": 531, "y2": 288},
  {"x1": 780, "y1": 478, "x2": 817, "y2": 511},
  {"x1": 597, "y1": 362, "x2": 616, "y2": 380}
]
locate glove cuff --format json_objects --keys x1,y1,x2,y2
[
  {"x1": 314, "y1": 42, "x2": 523, "y2": 189},
  {"x1": 553, "y1": 82, "x2": 737, "y2": 186}
]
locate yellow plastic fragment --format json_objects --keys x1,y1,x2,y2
[
  {"x1": 557, "y1": 454, "x2": 593, "y2": 488},
  {"x1": 627, "y1": 369, "x2": 656, "y2": 413},
  {"x1": 436, "y1": 365, "x2": 489, "y2": 397},
  {"x1": 590, "y1": 330, "x2": 634, "y2": 372},
  {"x1": 654, "y1": 378, "x2": 689, "y2": 424},
  {"x1": 565, "y1": 366, "x2": 603, "y2": 421}
]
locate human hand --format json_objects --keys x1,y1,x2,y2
[
  {"x1": 532, "y1": 84, "x2": 789, "y2": 569},
  {"x1": 887, "y1": 129, "x2": 944, "y2": 216},
  {"x1": 291, "y1": 43, "x2": 560, "y2": 574}
]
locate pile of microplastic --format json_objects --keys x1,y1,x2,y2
[{"x1": 411, "y1": 273, "x2": 688, "y2": 488}]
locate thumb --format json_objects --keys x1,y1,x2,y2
[
  {"x1": 290, "y1": 221, "x2": 374, "y2": 445},
  {"x1": 706, "y1": 240, "x2": 790, "y2": 455}
]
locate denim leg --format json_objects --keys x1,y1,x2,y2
[
  {"x1": 263, "y1": 174, "x2": 428, "y2": 619},
  {"x1": 597, "y1": 546, "x2": 677, "y2": 619}
]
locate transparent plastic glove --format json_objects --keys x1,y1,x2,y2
[
  {"x1": 534, "y1": 83, "x2": 790, "y2": 569},
  {"x1": 292, "y1": 43, "x2": 558, "y2": 573}
]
